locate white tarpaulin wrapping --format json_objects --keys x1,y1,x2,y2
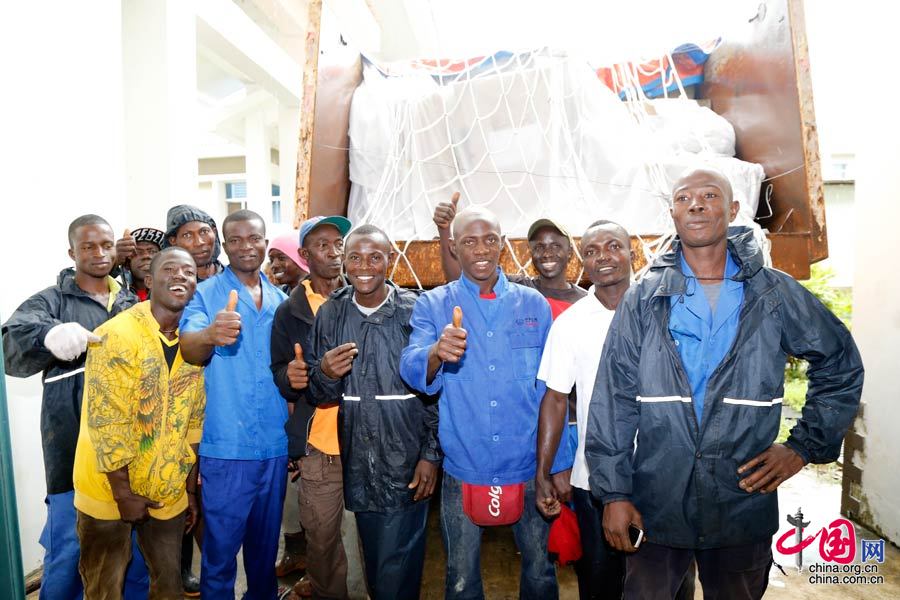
[{"x1": 347, "y1": 52, "x2": 764, "y2": 244}]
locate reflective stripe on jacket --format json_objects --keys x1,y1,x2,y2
[
  {"x1": 307, "y1": 283, "x2": 441, "y2": 512},
  {"x1": 585, "y1": 227, "x2": 864, "y2": 549}
]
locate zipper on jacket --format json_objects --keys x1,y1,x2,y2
[
  {"x1": 696, "y1": 281, "x2": 778, "y2": 439},
  {"x1": 654, "y1": 298, "x2": 701, "y2": 438}
]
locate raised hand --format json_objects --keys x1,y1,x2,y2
[
  {"x1": 321, "y1": 342, "x2": 359, "y2": 379},
  {"x1": 433, "y1": 191, "x2": 460, "y2": 232},
  {"x1": 287, "y1": 343, "x2": 309, "y2": 390},
  {"x1": 209, "y1": 290, "x2": 241, "y2": 346},
  {"x1": 115, "y1": 228, "x2": 136, "y2": 266}
]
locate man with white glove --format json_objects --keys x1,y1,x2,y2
[
  {"x1": 2, "y1": 214, "x2": 143, "y2": 600},
  {"x1": 44, "y1": 322, "x2": 103, "y2": 362}
]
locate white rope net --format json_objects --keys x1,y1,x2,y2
[{"x1": 344, "y1": 45, "x2": 769, "y2": 287}]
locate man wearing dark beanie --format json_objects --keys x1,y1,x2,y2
[{"x1": 163, "y1": 204, "x2": 224, "y2": 282}]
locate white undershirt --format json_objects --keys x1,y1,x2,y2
[
  {"x1": 352, "y1": 286, "x2": 393, "y2": 316},
  {"x1": 537, "y1": 287, "x2": 617, "y2": 490}
]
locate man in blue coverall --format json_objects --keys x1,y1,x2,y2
[
  {"x1": 401, "y1": 206, "x2": 570, "y2": 600},
  {"x1": 180, "y1": 209, "x2": 290, "y2": 598}
]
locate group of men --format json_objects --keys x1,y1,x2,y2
[{"x1": 2, "y1": 165, "x2": 863, "y2": 600}]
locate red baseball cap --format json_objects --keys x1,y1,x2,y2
[{"x1": 548, "y1": 504, "x2": 582, "y2": 565}]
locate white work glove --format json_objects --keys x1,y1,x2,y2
[{"x1": 43, "y1": 323, "x2": 102, "y2": 362}]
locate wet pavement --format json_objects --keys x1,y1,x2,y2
[{"x1": 27, "y1": 465, "x2": 899, "y2": 598}]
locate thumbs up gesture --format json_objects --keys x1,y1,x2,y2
[
  {"x1": 287, "y1": 343, "x2": 309, "y2": 390},
  {"x1": 435, "y1": 305, "x2": 467, "y2": 363},
  {"x1": 115, "y1": 228, "x2": 136, "y2": 266},
  {"x1": 209, "y1": 290, "x2": 241, "y2": 346},
  {"x1": 433, "y1": 191, "x2": 460, "y2": 232}
]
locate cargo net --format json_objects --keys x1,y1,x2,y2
[{"x1": 346, "y1": 46, "x2": 769, "y2": 288}]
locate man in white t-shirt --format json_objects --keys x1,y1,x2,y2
[{"x1": 535, "y1": 220, "x2": 633, "y2": 599}]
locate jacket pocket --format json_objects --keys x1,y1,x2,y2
[
  {"x1": 717, "y1": 396, "x2": 782, "y2": 459},
  {"x1": 509, "y1": 330, "x2": 542, "y2": 380}
]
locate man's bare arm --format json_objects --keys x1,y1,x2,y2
[{"x1": 535, "y1": 388, "x2": 568, "y2": 517}]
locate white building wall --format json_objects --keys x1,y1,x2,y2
[
  {"x1": 851, "y1": 108, "x2": 900, "y2": 544},
  {"x1": 845, "y1": 1, "x2": 900, "y2": 543},
  {"x1": 1, "y1": 2, "x2": 127, "y2": 573},
  {"x1": 122, "y1": 0, "x2": 199, "y2": 231},
  {"x1": 820, "y1": 183, "x2": 855, "y2": 288}
]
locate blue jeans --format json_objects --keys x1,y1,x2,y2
[
  {"x1": 200, "y1": 456, "x2": 288, "y2": 600},
  {"x1": 355, "y1": 501, "x2": 429, "y2": 600},
  {"x1": 40, "y1": 491, "x2": 149, "y2": 600},
  {"x1": 440, "y1": 473, "x2": 557, "y2": 600}
]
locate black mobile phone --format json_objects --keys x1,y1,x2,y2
[{"x1": 628, "y1": 524, "x2": 644, "y2": 549}]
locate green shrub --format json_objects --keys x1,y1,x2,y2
[{"x1": 783, "y1": 379, "x2": 808, "y2": 412}]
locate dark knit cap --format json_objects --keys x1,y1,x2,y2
[{"x1": 161, "y1": 205, "x2": 221, "y2": 263}]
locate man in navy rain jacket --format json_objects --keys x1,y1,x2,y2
[{"x1": 586, "y1": 167, "x2": 863, "y2": 600}]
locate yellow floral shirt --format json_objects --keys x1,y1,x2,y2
[{"x1": 73, "y1": 302, "x2": 205, "y2": 520}]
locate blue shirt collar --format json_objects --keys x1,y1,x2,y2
[
  {"x1": 678, "y1": 249, "x2": 740, "y2": 281},
  {"x1": 221, "y1": 266, "x2": 281, "y2": 314},
  {"x1": 459, "y1": 268, "x2": 508, "y2": 298},
  {"x1": 676, "y1": 249, "x2": 743, "y2": 331}
]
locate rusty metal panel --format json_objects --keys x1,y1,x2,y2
[
  {"x1": 387, "y1": 237, "x2": 650, "y2": 289},
  {"x1": 388, "y1": 232, "x2": 801, "y2": 288},
  {"x1": 700, "y1": 0, "x2": 826, "y2": 276},
  {"x1": 767, "y1": 233, "x2": 811, "y2": 280},
  {"x1": 293, "y1": 0, "x2": 322, "y2": 227}
]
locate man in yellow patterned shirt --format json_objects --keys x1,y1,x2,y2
[{"x1": 73, "y1": 247, "x2": 205, "y2": 599}]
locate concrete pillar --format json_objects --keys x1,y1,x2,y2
[
  {"x1": 846, "y1": 7, "x2": 900, "y2": 543},
  {"x1": 122, "y1": 0, "x2": 198, "y2": 229},
  {"x1": 849, "y1": 117, "x2": 900, "y2": 543},
  {"x1": 244, "y1": 110, "x2": 272, "y2": 228},
  {"x1": 278, "y1": 105, "x2": 301, "y2": 226}
]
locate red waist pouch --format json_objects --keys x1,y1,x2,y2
[{"x1": 461, "y1": 482, "x2": 525, "y2": 526}]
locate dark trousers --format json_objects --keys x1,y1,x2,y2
[
  {"x1": 42, "y1": 491, "x2": 149, "y2": 600},
  {"x1": 625, "y1": 540, "x2": 772, "y2": 600},
  {"x1": 76, "y1": 510, "x2": 186, "y2": 600},
  {"x1": 200, "y1": 456, "x2": 288, "y2": 599},
  {"x1": 441, "y1": 472, "x2": 557, "y2": 600},
  {"x1": 571, "y1": 488, "x2": 624, "y2": 600},
  {"x1": 355, "y1": 501, "x2": 429, "y2": 600}
]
